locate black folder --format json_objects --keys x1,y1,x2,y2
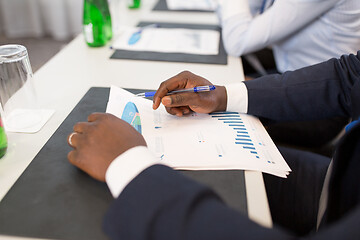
[
  {"x1": 110, "y1": 22, "x2": 227, "y2": 65},
  {"x1": 0, "y1": 87, "x2": 246, "y2": 240}
]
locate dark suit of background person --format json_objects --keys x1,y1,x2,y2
[{"x1": 101, "y1": 51, "x2": 360, "y2": 240}]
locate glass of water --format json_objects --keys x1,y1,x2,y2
[{"x1": 0, "y1": 44, "x2": 42, "y2": 132}]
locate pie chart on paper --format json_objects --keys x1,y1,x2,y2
[{"x1": 121, "y1": 102, "x2": 142, "y2": 134}]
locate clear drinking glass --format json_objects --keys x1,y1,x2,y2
[{"x1": 0, "y1": 44, "x2": 41, "y2": 132}]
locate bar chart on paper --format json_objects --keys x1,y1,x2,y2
[
  {"x1": 210, "y1": 112, "x2": 261, "y2": 159},
  {"x1": 107, "y1": 86, "x2": 291, "y2": 178},
  {"x1": 208, "y1": 111, "x2": 285, "y2": 169}
]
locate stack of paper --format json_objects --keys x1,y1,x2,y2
[
  {"x1": 112, "y1": 26, "x2": 220, "y2": 55},
  {"x1": 166, "y1": 0, "x2": 217, "y2": 11},
  {"x1": 106, "y1": 86, "x2": 291, "y2": 178}
]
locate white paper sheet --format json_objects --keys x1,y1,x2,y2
[
  {"x1": 166, "y1": 0, "x2": 217, "y2": 11},
  {"x1": 112, "y1": 27, "x2": 220, "y2": 55},
  {"x1": 106, "y1": 86, "x2": 291, "y2": 178}
]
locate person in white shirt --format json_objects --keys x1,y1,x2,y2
[
  {"x1": 216, "y1": 0, "x2": 360, "y2": 154},
  {"x1": 217, "y1": 0, "x2": 360, "y2": 73}
]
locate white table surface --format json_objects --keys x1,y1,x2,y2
[{"x1": 0, "y1": 1, "x2": 272, "y2": 239}]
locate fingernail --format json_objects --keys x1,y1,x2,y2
[{"x1": 162, "y1": 97, "x2": 172, "y2": 106}]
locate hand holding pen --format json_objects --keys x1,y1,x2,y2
[
  {"x1": 152, "y1": 71, "x2": 227, "y2": 117},
  {"x1": 136, "y1": 85, "x2": 216, "y2": 98}
]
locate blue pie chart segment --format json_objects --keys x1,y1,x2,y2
[{"x1": 121, "y1": 102, "x2": 142, "y2": 134}]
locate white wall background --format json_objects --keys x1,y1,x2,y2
[
  {"x1": 0, "y1": 5, "x2": 3, "y2": 34},
  {"x1": 0, "y1": 0, "x2": 83, "y2": 40}
]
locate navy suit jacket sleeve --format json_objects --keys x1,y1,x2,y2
[
  {"x1": 103, "y1": 165, "x2": 289, "y2": 240},
  {"x1": 244, "y1": 51, "x2": 360, "y2": 122},
  {"x1": 103, "y1": 165, "x2": 360, "y2": 240},
  {"x1": 103, "y1": 52, "x2": 360, "y2": 240}
]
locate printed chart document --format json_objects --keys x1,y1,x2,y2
[
  {"x1": 166, "y1": 0, "x2": 217, "y2": 11},
  {"x1": 106, "y1": 86, "x2": 291, "y2": 178},
  {"x1": 112, "y1": 27, "x2": 220, "y2": 55}
]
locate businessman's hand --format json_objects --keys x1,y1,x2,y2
[
  {"x1": 153, "y1": 71, "x2": 227, "y2": 116},
  {"x1": 67, "y1": 113, "x2": 146, "y2": 182}
]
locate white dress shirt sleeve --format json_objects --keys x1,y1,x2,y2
[
  {"x1": 224, "y1": 82, "x2": 248, "y2": 113},
  {"x1": 106, "y1": 83, "x2": 250, "y2": 198},
  {"x1": 216, "y1": 0, "x2": 338, "y2": 56},
  {"x1": 105, "y1": 146, "x2": 161, "y2": 198}
]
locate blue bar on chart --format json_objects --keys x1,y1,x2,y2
[
  {"x1": 210, "y1": 111, "x2": 261, "y2": 159},
  {"x1": 209, "y1": 112, "x2": 239, "y2": 115},
  {"x1": 234, "y1": 128, "x2": 247, "y2": 131},
  {"x1": 243, "y1": 146, "x2": 256, "y2": 150},
  {"x1": 237, "y1": 131, "x2": 248, "y2": 134},
  {"x1": 237, "y1": 135, "x2": 250, "y2": 138},
  {"x1": 235, "y1": 142, "x2": 254, "y2": 146},
  {"x1": 218, "y1": 118, "x2": 243, "y2": 123},
  {"x1": 218, "y1": 118, "x2": 243, "y2": 121},
  {"x1": 211, "y1": 115, "x2": 240, "y2": 118},
  {"x1": 235, "y1": 138, "x2": 252, "y2": 142}
]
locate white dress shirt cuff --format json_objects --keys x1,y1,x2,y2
[
  {"x1": 217, "y1": 0, "x2": 250, "y2": 22},
  {"x1": 105, "y1": 146, "x2": 160, "y2": 198},
  {"x1": 224, "y1": 83, "x2": 248, "y2": 113}
]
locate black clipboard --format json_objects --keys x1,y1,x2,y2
[
  {"x1": 0, "y1": 87, "x2": 246, "y2": 240},
  {"x1": 110, "y1": 22, "x2": 227, "y2": 65}
]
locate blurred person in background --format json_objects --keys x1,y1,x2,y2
[{"x1": 216, "y1": 0, "x2": 360, "y2": 156}]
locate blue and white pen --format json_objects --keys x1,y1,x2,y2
[
  {"x1": 135, "y1": 85, "x2": 216, "y2": 98},
  {"x1": 128, "y1": 23, "x2": 159, "y2": 45}
]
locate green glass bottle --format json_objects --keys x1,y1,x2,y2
[
  {"x1": 127, "y1": 0, "x2": 141, "y2": 9},
  {"x1": 0, "y1": 115, "x2": 7, "y2": 159},
  {"x1": 83, "y1": 0, "x2": 112, "y2": 47}
]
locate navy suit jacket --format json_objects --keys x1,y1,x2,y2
[{"x1": 103, "y1": 52, "x2": 360, "y2": 239}]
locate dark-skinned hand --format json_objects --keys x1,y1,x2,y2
[
  {"x1": 67, "y1": 113, "x2": 146, "y2": 182},
  {"x1": 152, "y1": 71, "x2": 228, "y2": 116}
]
